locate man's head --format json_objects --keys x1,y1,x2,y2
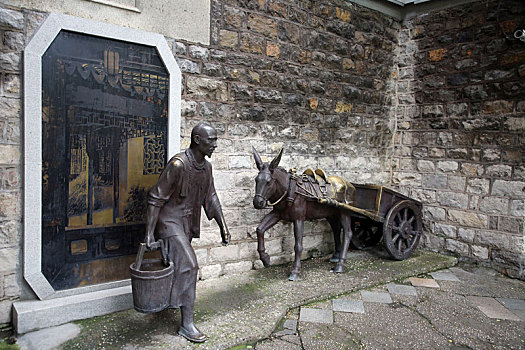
[{"x1": 190, "y1": 123, "x2": 218, "y2": 158}]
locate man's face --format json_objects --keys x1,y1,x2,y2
[{"x1": 196, "y1": 126, "x2": 218, "y2": 158}]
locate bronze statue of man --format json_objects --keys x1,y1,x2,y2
[{"x1": 145, "y1": 122, "x2": 230, "y2": 343}]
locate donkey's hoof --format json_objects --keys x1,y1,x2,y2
[
  {"x1": 333, "y1": 263, "x2": 344, "y2": 274},
  {"x1": 329, "y1": 256, "x2": 340, "y2": 263},
  {"x1": 259, "y1": 253, "x2": 271, "y2": 267},
  {"x1": 288, "y1": 272, "x2": 300, "y2": 281}
]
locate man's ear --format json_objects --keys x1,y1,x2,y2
[{"x1": 193, "y1": 134, "x2": 201, "y2": 145}]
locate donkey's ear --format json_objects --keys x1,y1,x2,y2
[
  {"x1": 269, "y1": 148, "x2": 283, "y2": 170},
  {"x1": 253, "y1": 146, "x2": 263, "y2": 170}
]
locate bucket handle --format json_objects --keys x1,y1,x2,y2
[{"x1": 135, "y1": 239, "x2": 169, "y2": 271}]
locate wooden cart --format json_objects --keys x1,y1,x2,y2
[{"x1": 338, "y1": 184, "x2": 423, "y2": 260}]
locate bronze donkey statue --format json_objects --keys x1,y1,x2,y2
[{"x1": 252, "y1": 148, "x2": 356, "y2": 281}]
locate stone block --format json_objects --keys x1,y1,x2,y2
[
  {"x1": 0, "y1": 220, "x2": 19, "y2": 245},
  {"x1": 424, "y1": 206, "x2": 446, "y2": 221},
  {"x1": 447, "y1": 209, "x2": 488, "y2": 228},
  {"x1": 457, "y1": 228, "x2": 476, "y2": 242},
  {"x1": 479, "y1": 197, "x2": 509, "y2": 215},
  {"x1": 499, "y1": 217, "x2": 523, "y2": 234},
  {"x1": 481, "y1": 148, "x2": 500, "y2": 162},
  {"x1": 176, "y1": 58, "x2": 200, "y2": 74},
  {"x1": 232, "y1": 84, "x2": 254, "y2": 102},
  {"x1": 265, "y1": 238, "x2": 283, "y2": 255},
  {"x1": 0, "y1": 300, "x2": 13, "y2": 324},
  {"x1": 510, "y1": 200, "x2": 525, "y2": 217},
  {"x1": 467, "y1": 296, "x2": 520, "y2": 321},
  {"x1": 0, "y1": 52, "x2": 20, "y2": 72},
  {"x1": 475, "y1": 230, "x2": 523, "y2": 253},
  {"x1": 228, "y1": 155, "x2": 252, "y2": 169},
  {"x1": 460, "y1": 163, "x2": 484, "y2": 177},
  {"x1": 437, "y1": 161, "x2": 458, "y2": 173},
  {"x1": 3, "y1": 273, "x2": 20, "y2": 297},
  {"x1": 422, "y1": 173, "x2": 447, "y2": 189},
  {"x1": 4, "y1": 31, "x2": 24, "y2": 52},
  {"x1": 361, "y1": 291, "x2": 392, "y2": 304},
  {"x1": 186, "y1": 77, "x2": 227, "y2": 101},
  {"x1": 505, "y1": 118, "x2": 525, "y2": 132},
  {"x1": 417, "y1": 160, "x2": 435, "y2": 172},
  {"x1": 410, "y1": 189, "x2": 436, "y2": 203},
  {"x1": 448, "y1": 176, "x2": 466, "y2": 192},
  {"x1": 482, "y1": 100, "x2": 513, "y2": 114},
  {"x1": 189, "y1": 45, "x2": 208, "y2": 60},
  {"x1": 437, "y1": 192, "x2": 468, "y2": 209},
  {"x1": 209, "y1": 245, "x2": 238, "y2": 263},
  {"x1": 0, "y1": 8, "x2": 24, "y2": 30},
  {"x1": 486, "y1": 165, "x2": 512, "y2": 178},
  {"x1": 466, "y1": 178, "x2": 490, "y2": 195},
  {"x1": 254, "y1": 89, "x2": 282, "y2": 103},
  {"x1": 200, "y1": 264, "x2": 222, "y2": 280},
  {"x1": 299, "y1": 307, "x2": 333, "y2": 324},
  {"x1": 0, "y1": 192, "x2": 20, "y2": 218},
  {"x1": 172, "y1": 41, "x2": 187, "y2": 55},
  {"x1": 332, "y1": 299, "x2": 365, "y2": 313},
  {"x1": 247, "y1": 13, "x2": 277, "y2": 38},
  {"x1": 0, "y1": 145, "x2": 20, "y2": 165},
  {"x1": 239, "y1": 241, "x2": 258, "y2": 259},
  {"x1": 429, "y1": 271, "x2": 460, "y2": 282},
  {"x1": 224, "y1": 261, "x2": 253, "y2": 275},
  {"x1": 471, "y1": 245, "x2": 489, "y2": 260},
  {"x1": 434, "y1": 223, "x2": 456, "y2": 238},
  {"x1": 496, "y1": 298, "x2": 525, "y2": 311},
  {"x1": 445, "y1": 239, "x2": 469, "y2": 255},
  {"x1": 492, "y1": 180, "x2": 525, "y2": 198},
  {"x1": 180, "y1": 100, "x2": 197, "y2": 116},
  {"x1": 387, "y1": 283, "x2": 417, "y2": 296},
  {"x1": 240, "y1": 33, "x2": 265, "y2": 54},
  {"x1": 194, "y1": 248, "x2": 208, "y2": 266},
  {"x1": 220, "y1": 30, "x2": 239, "y2": 49},
  {"x1": 409, "y1": 277, "x2": 440, "y2": 288}
]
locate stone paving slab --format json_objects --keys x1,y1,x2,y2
[
  {"x1": 361, "y1": 291, "x2": 393, "y2": 304},
  {"x1": 409, "y1": 277, "x2": 440, "y2": 288},
  {"x1": 430, "y1": 270, "x2": 460, "y2": 281},
  {"x1": 387, "y1": 283, "x2": 417, "y2": 296},
  {"x1": 299, "y1": 307, "x2": 333, "y2": 324},
  {"x1": 332, "y1": 299, "x2": 365, "y2": 313},
  {"x1": 467, "y1": 296, "x2": 522, "y2": 321},
  {"x1": 512, "y1": 309, "x2": 525, "y2": 321},
  {"x1": 496, "y1": 298, "x2": 525, "y2": 310}
]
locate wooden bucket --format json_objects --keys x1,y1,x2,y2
[{"x1": 129, "y1": 240, "x2": 174, "y2": 313}]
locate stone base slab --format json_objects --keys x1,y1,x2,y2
[{"x1": 13, "y1": 286, "x2": 132, "y2": 334}]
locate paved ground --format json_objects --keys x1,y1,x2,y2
[
  {"x1": 259, "y1": 266, "x2": 525, "y2": 350},
  {"x1": 11, "y1": 247, "x2": 525, "y2": 349}
]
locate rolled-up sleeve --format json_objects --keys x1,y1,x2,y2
[
  {"x1": 203, "y1": 172, "x2": 222, "y2": 220},
  {"x1": 148, "y1": 159, "x2": 183, "y2": 208}
]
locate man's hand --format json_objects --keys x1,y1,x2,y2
[
  {"x1": 221, "y1": 228, "x2": 231, "y2": 246},
  {"x1": 145, "y1": 232, "x2": 155, "y2": 248}
]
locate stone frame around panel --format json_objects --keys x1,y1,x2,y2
[{"x1": 24, "y1": 12, "x2": 181, "y2": 300}]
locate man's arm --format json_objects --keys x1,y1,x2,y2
[{"x1": 145, "y1": 158, "x2": 183, "y2": 247}]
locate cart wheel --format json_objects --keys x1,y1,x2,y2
[
  {"x1": 383, "y1": 200, "x2": 422, "y2": 260},
  {"x1": 351, "y1": 220, "x2": 382, "y2": 250}
]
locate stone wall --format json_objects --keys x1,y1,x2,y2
[
  {"x1": 392, "y1": 0, "x2": 525, "y2": 278},
  {"x1": 0, "y1": 6, "x2": 26, "y2": 324},
  {"x1": 185, "y1": 0, "x2": 399, "y2": 279},
  {"x1": 0, "y1": 0, "x2": 400, "y2": 324}
]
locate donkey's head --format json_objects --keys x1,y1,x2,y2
[{"x1": 252, "y1": 147, "x2": 283, "y2": 209}]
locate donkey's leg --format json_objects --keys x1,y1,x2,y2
[
  {"x1": 334, "y1": 215, "x2": 352, "y2": 274},
  {"x1": 256, "y1": 211, "x2": 281, "y2": 267},
  {"x1": 289, "y1": 219, "x2": 304, "y2": 281},
  {"x1": 327, "y1": 218, "x2": 342, "y2": 263}
]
